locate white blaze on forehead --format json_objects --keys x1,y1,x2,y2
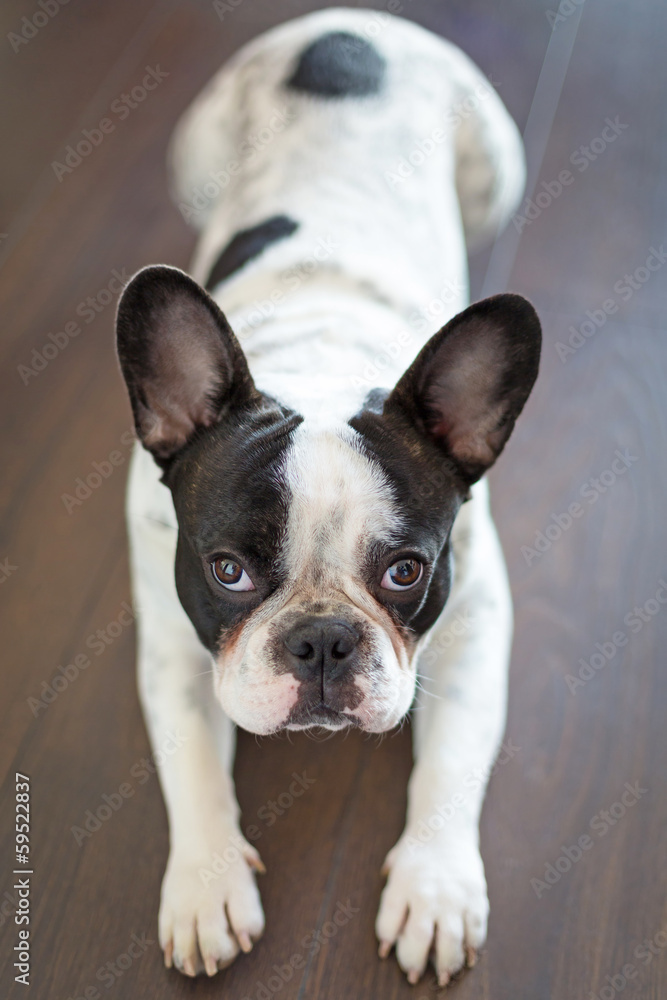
[{"x1": 281, "y1": 421, "x2": 403, "y2": 582}]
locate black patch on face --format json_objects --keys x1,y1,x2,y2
[
  {"x1": 205, "y1": 215, "x2": 299, "y2": 291},
  {"x1": 165, "y1": 395, "x2": 302, "y2": 652},
  {"x1": 286, "y1": 31, "x2": 386, "y2": 98},
  {"x1": 349, "y1": 401, "x2": 465, "y2": 640}
]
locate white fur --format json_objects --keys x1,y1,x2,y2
[
  {"x1": 127, "y1": 8, "x2": 524, "y2": 984},
  {"x1": 278, "y1": 422, "x2": 413, "y2": 731}
]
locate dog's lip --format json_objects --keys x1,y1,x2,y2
[
  {"x1": 316, "y1": 702, "x2": 358, "y2": 722},
  {"x1": 309, "y1": 701, "x2": 357, "y2": 723},
  {"x1": 287, "y1": 701, "x2": 361, "y2": 730}
]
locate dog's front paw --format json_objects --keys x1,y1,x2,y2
[
  {"x1": 159, "y1": 831, "x2": 265, "y2": 977},
  {"x1": 376, "y1": 832, "x2": 488, "y2": 987}
]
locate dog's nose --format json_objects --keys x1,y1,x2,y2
[{"x1": 283, "y1": 616, "x2": 360, "y2": 680}]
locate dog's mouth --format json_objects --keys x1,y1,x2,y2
[{"x1": 285, "y1": 699, "x2": 360, "y2": 731}]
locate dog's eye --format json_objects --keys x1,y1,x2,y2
[
  {"x1": 381, "y1": 558, "x2": 423, "y2": 590},
  {"x1": 211, "y1": 558, "x2": 255, "y2": 592}
]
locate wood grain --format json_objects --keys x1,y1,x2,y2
[{"x1": 1, "y1": 2, "x2": 665, "y2": 998}]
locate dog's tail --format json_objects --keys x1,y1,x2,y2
[
  {"x1": 441, "y1": 41, "x2": 526, "y2": 251},
  {"x1": 168, "y1": 9, "x2": 525, "y2": 249}
]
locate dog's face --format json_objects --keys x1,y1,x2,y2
[
  {"x1": 167, "y1": 412, "x2": 461, "y2": 736},
  {"x1": 117, "y1": 267, "x2": 540, "y2": 735}
]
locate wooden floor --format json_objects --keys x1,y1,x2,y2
[{"x1": 1, "y1": 1, "x2": 666, "y2": 997}]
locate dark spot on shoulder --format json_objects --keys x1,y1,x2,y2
[
  {"x1": 205, "y1": 215, "x2": 299, "y2": 290},
  {"x1": 286, "y1": 31, "x2": 386, "y2": 99}
]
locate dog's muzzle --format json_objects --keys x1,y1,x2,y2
[
  {"x1": 282, "y1": 615, "x2": 361, "y2": 681},
  {"x1": 279, "y1": 613, "x2": 366, "y2": 728}
]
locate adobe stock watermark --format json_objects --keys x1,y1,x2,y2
[
  {"x1": 349, "y1": 328, "x2": 415, "y2": 391},
  {"x1": 51, "y1": 67, "x2": 168, "y2": 181},
  {"x1": 565, "y1": 579, "x2": 667, "y2": 694},
  {"x1": 0, "y1": 557, "x2": 18, "y2": 585},
  {"x1": 198, "y1": 832, "x2": 258, "y2": 889},
  {"x1": 349, "y1": 277, "x2": 465, "y2": 391},
  {"x1": 409, "y1": 278, "x2": 466, "y2": 337},
  {"x1": 513, "y1": 117, "x2": 628, "y2": 233},
  {"x1": 405, "y1": 740, "x2": 521, "y2": 853},
  {"x1": 530, "y1": 780, "x2": 648, "y2": 898},
  {"x1": 27, "y1": 601, "x2": 137, "y2": 717},
  {"x1": 418, "y1": 609, "x2": 476, "y2": 670},
  {"x1": 244, "y1": 772, "x2": 316, "y2": 843},
  {"x1": 63, "y1": 932, "x2": 154, "y2": 999},
  {"x1": 0, "y1": 888, "x2": 22, "y2": 930},
  {"x1": 555, "y1": 245, "x2": 667, "y2": 362},
  {"x1": 199, "y1": 772, "x2": 317, "y2": 887},
  {"x1": 61, "y1": 429, "x2": 135, "y2": 514},
  {"x1": 588, "y1": 922, "x2": 667, "y2": 1000},
  {"x1": 232, "y1": 233, "x2": 340, "y2": 341},
  {"x1": 212, "y1": 0, "x2": 244, "y2": 20},
  {"x1": 521, "y1": 448, "x2": 638, "y2": 566},
  {"x1": 8, "y1": 0, "x2": 71, "y2": 53},
  {"x1": 546, "y1": 0, "x2": 586, "y2": 29},
  {"x1": 18, "y1": 268, "x2": 129, "y2": 384},
  {"x1": 178, "y1": 106, "x2": 295, "y2": 223},
  {"x1": 70, "y1": 731, "x2": 189, "y2": 846},
  {"x1": 385, "y1": 79, "x2": 499, "y2": 190},
  {"x1": 240, "y1": 898, "x2": 360, "y2": 1000}
]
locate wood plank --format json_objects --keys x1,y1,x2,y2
[{"x1": 1, "y1": 1, "x2": 665, "y2": 998}]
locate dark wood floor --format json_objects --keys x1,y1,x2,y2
[{"x1": 1, "y1": 1, "x2": 666, "y2": 998}]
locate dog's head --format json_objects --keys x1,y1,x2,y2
[{"x1": 117, "y1": 266, "x2": 540, "y2": 735}]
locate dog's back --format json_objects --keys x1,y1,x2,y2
[
  {"x1": 165, "y1": 9, "x2": 525, "y2": 416},
  {"x1": 171, "y1": 9, "x2": 524, "y2": 249}
]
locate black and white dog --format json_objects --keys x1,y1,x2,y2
[{"x1": 116, "y1": 8, "x2": 540, "y2": 987}]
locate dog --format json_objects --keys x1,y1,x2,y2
[{"x1": 115, "y1": 7, "x2": 540, "y2": 987}]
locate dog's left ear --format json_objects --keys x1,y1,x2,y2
[
  {"x1": 386, "y1": 293, "x2": 541, "y2": 485},
  {"x1": 116, "y1": 265, "x2": 257, "y2": 464}
]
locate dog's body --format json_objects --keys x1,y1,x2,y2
[{"x1": 119, "y1": 9, "x2": 539, "y2": 986}]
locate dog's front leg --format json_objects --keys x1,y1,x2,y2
[
  {"x1": 128, "y1": 507, "x2": 265, "y2": 978},
  {"x1": 376, "y1": 482, "x2": 512, "y2": 987}
]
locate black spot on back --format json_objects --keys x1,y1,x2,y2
[
  {"x1": 205, "y1": 215, "x2": 299, "y2": 290},
  {"x1": 286, "y1": 31, "x2": 386, "y2": 98}
]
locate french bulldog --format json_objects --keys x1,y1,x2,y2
[{"x1": 116, "y1": 7, "x2": 540, "y2": 987}]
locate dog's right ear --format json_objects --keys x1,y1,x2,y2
[{"x1": 116, "y1": 266, "x2": 257, "y2": 464}]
